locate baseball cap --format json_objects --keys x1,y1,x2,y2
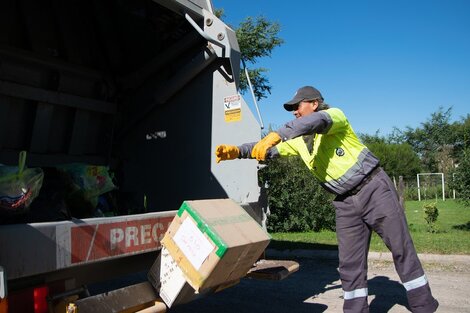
[{"x1": 283, "y1": 86, "x2": 324, "y2": 111}]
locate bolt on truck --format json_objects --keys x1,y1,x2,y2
[{"x1": 0, "y1": 0, "x2": 295, "y2": 312}]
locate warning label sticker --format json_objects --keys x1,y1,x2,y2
[{"x1": 224, "y1": 95, "x2": 242, "y2": 122}]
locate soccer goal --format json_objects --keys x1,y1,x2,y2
[{"x1": 416, "y1": 173, "x2": 445, "y2": 201}]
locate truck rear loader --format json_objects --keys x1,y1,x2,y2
[{"x1": 0, "y1": 0, "x2": 298, "y2": 312}]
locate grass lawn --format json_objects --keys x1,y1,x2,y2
[{"x1": 269, "y1": 199, "x2": 470, "y2": 255}]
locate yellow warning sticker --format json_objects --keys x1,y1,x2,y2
[{"x1": 224, "y1": 95, "x2": 242, "y2": 122}]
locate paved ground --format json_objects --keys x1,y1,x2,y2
[{"x1": 170, "y1": 250, "x2": 470, "y2": 313}]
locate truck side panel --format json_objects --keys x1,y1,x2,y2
[{"x1": 0, "y1": 1, "x2": 264, "y2": 308}]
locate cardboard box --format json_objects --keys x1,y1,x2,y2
[
  {"x1": 148, "y1": 247, "x2": 240, "y2": 307},
  {"x1": 155, "y1": 199, "x2": 270, "y2": 306},
  {"x1": 148, "y1": 247, "x2": 200, "y2": 307}
]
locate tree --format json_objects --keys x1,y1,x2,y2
[
  {"x1": 236, "y1": 16, "x2": 283, "y2": 100},
  {"x1": 393, "y1": 107, "x2": 457, "y2": 174},
  {"x1": 360, "y1": 134, "x2": 421, "y2": 178},
  {"x1": 452, "y1": 114, "x2": 470, "y2": 156},
  {"x1": 450, "y1": 148, "x2": 470, "y2": 204},
  {"x1": 448, "y1": 115, "x2": 470, "y2": 203},
  {"x1": 215, "y1": 9, "x2": 284, "y2": 100}
]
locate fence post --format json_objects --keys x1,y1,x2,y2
[
  {"x1": 398, "y1": 176, "x2": 405, "y2": 209},
  {"x1": 417, "y1": 174, "x2": 421, "y2": 201}
]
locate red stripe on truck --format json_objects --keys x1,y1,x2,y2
[{"x1": 71, "y1": 216, "x2": 173, "y2": 264}]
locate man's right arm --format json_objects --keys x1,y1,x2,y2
[
  {"x1": 238, "y1": 139, "x2": 304, "y2": 160},
  {"x1": 237, "y1": 142, "x2": 256, "y2": 159},
  {"x1": 216, "y1": 135, "x2": 304, "y2": 163},
  {"x1": 238, "y1": 142, "x2": 279, "y2": 160}
]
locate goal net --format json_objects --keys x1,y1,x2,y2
[{"x1": 417, "y1": 173, "x2": 445, "y2": 201}]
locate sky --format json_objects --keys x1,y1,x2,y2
[{"x1": 212, "y1": 0, "x2": 470, "y2": 135}]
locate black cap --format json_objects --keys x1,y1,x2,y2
[{"x1": 283, "y1": 86, "x2": 324, "y2": 111}]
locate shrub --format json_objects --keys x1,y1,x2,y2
[
  {"x1": 259, "y1": 156, "x2": 336, "y2": 232},
  {"x1": 423, "y1": 202, "x2": 439, "y2": 233}
]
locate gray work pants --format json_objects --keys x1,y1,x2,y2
[{"x1": 333, "y1": 168, "x2": 438, "y2": 313}]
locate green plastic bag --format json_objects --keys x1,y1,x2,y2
[
  {"x1": 55, "y1": 163, "x2": 116, "y2": 208},
  {"x1": 0, "y1": 151, "x2": 44, "y2": 215}
]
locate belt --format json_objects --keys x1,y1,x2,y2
[{"x1": 345, "y1": 166, "x2": 382, "y2": 196}]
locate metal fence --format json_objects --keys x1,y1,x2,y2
[{"x1": 392, "y1": 174, "x2": 457, "y2": 201}]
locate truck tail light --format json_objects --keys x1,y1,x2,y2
[
  {"x1": 0, "y1": 266, "x2": 7, "y2": 313},
  {"x1": 7, "y1": 284, "x2": 50, "y2": 313},
  {"x1": 0, "y1": 298, "x2": 7, "y2": 313},
  {"x1": 33, "y1": 286, "x2": 49, "y2": 313}
]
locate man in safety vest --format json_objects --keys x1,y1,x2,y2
[{"x1": 215, "y1": 86, "x2": 438, "y2": 313}]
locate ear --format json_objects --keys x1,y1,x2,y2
[{"x1": 312, "y1": 100, "x2": 320, "y2": 111}]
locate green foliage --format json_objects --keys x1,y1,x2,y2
[
  {"x1": 259, "y1": 156, "x2": 336, "y2": 233},
  {"x1": 451, "y1": 114, "x2": 470, "y2": 157},
  {"x1": 235, "y1": 16, "x2": 284, "y2": 100},
  {"x1": 394, "y1": 106, "x2": 457, "y2": 173},
  {"x1": 236, "y1": 16, "x2": 283, "y2": 64},
  {"x1": 239, "y1": 67, "x2": 271, "y2": 101},
  {"x1": 450, "y1": 148, "x2": 470, "y2": 205},
  {"x1": 365, "y1": 108, "x2": 470, "y2": 202},
  {"x1": 213, "y1": 8, "x2": 224, "y2": 19},
  {"x1": 423, "y1": 202, "x2": 439, "y2": 233},
  {"x1": 214, "y1": 9, "x2": 283, "y2": 100},
  {"x1": 360, "y1": 134, "x2": 421, "y2": 178},
  {"x1": 405, "y1": 186, "x2": 419, "y2": 201}
]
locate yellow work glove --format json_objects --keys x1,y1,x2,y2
[
  {"x1": 251, "y1": 132, "x2": 281, "y2": 161},
  {"x1": 215, "y1": 145, "x2": 240, "y2": 163}
]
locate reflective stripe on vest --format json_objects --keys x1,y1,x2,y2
[
  {"x1": 276, "y1": 138, "x2": 377, "y2": 195},
  {"x1": 343, "y1": 287, "x2": 368, "y2": 300},
  {"x1": 275, "y1": 108, "x2": 380, "y2": 195},
  {"x1": 403, "y1": 274, "x2": 428, "y2": 291},
  {"x1": 321, "y1": 147, "x2": 371, "y2": 194}
]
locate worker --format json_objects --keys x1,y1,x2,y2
[{"x1": 215, "y1": 86, "x2": 439, "y2": 313}]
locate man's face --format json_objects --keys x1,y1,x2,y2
[{"x1": 292, "y1": 100, "x2": 318, "y2": 118}]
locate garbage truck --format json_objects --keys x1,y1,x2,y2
[{"x1": 0, "y1": 0, "x2": 299, "y2": 312}]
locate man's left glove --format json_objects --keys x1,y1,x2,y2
[
  {"x1": 251, "y1": 132, "x2": 281, "y2": 161},
  {"x1": 215, "y1": 145, "x2": 240, "y2": 163}
]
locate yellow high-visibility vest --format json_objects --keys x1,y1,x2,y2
[{"x1": 275, "y1": 108, "x2": 379, "y2": 194}]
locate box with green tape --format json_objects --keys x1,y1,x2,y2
[{"x1": 160, "y1": 198, "x2": 271, "y2": 292}]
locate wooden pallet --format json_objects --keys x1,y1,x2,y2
[{"x1": 246, "y1": 259, "x2": 300, "y2": 281}]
